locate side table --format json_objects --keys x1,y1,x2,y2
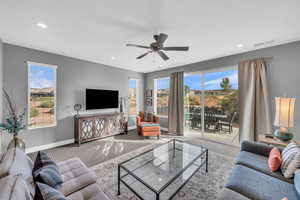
[{"x1": 258, "y1": 135, "x2": 298, "y2": 147}]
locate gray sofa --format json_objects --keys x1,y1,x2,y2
[
  {"x1": 219, "y1": 140, "x2": 300, "y2": 200},
  {"x1": 0, "y1": 147, "x2": 110, "y2": 200}
]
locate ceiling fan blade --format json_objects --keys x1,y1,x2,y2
[
  {"x1": 163, "y1": 46, "x2": 189, "y2": 51},
  {"x1": 126, "y1": 44, "x2": 150, "y2": 49},
  {"x1": 157, "y1": 51, "x2": 169, "y2": 61},
  {"x1": 157, "y1": 33, "x2": 168, "y2": 44},
  {"x1": 136, "y1": 51, "x2": 152, "y2": 59}
]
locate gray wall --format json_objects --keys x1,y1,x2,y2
[
  {"x1": 3, "y1": 43, "x2": 144, "y2": 148},
  {"x1": 0, "y1": 39, "x2": 3, "y2": 154},
  {"x1": 145, "y1": 41, "x2": 300, "y2": 139}
]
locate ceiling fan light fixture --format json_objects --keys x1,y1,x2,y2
[{"x1": 126, "y1": 33, "x2": 189, "y2": 61}]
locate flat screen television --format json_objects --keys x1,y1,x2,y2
[{"x1": 86, "y1": 89, "x2": 119, "y2": 110}]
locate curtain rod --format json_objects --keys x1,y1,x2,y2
[{"x1": 241, "y1": 56, "x2": 273, "y2": 62}]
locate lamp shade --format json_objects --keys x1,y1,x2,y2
[{"x1": 274, "y1": 97, "x2": 295, "y2": 128}]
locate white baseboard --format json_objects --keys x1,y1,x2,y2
[
  {"x1": 128, "y1": 126, "x2": 136, "y2": 131},
  {"x1": 25, "y1": 139, "x2": 75, "y2": 154}
]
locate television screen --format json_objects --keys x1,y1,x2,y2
[{"x1": 86, "y1": 89, "x2": 119, "y2": 110}]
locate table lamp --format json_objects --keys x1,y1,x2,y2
[{"x1": 274, "y1": 97, "x2": 296, "y2": 141}]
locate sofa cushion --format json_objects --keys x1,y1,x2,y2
[
  {"x1": 219, "y1": 188, "x2": 250, "y2": 200},
  {"x1": 34, "y1": 182, "x2": 69, "y2": 200},
  {"x1": 268, "y1": 147, "x2": 282, "y2": 171},
  {"x1": 241, "y1": 140, "x2": 276, "y2": 157},
  {"x1": 33, "y1": 151, "x2": 63, "y2": 189},
  {"x1": 295, "y1": 169, "x2": 300, "y2": 196},
  {"x1": 58, "y1": 158, "x2": 97, "y2": 196},
  {"x1": 236, "y1": 151, "x2": 292, "y2": 183},
  {"x1": 0, "y1": 147, "x2": 34, "y2": 181},
  {"x1": 226, "y1": 165, "x2": 300, "y2": 200},
  {"x1": 67, "y1": 183, "x2": 109, "y2": 200},
  {"x1": 144, "y1": 112, "x2": 154, "y2": 122},
  {"x1": 0, "y1": 174, "x2": 33, "y2": 200},
  {"x1": 60, "y1": 170, "x2": 97, "y2": 196},
  {"x1": 281, "y1": 141, "x2": 300, "y2": 178},
  {"x1": 0, "y1": 147, "x2": 15, "y2": 178},
  {"x1": 58, "y1": 157, "x2": 85, "y2": 174}
]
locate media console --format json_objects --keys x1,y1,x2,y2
[{"x1": 74, "y1": 112, "x2": 127, "y2": 146}]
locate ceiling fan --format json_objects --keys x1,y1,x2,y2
[{"x1": 126, "y1": 33, "x2": 189, "y2": 61}]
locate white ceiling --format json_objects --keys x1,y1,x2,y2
[{"x1": 0, "y1": 0, "x2": 300, "y2": 73}]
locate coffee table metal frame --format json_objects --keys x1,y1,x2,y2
[{"x1": 117, "y1": 139, "x2": 208, "y2": 200}]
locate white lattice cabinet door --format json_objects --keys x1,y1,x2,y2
[{"x1": 74, "y1": 113, "x2": 127, "y2": 146}]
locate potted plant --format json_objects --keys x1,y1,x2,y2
[{"x1": 0, "y1": 89, "x2": 26, "y2": 151}]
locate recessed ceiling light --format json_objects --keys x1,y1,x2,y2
[
  {"x1": 254, "y1": 40, "x2": 275, "y2": 47},
  {"x1": 111, "y1": 56, "x2": 116, "y2": 60},
  {"x1": 36, "y1": 22, "x2": 48, "y2": 29},
  {"x1": 236, "y1": 44, "x2": 244, "y2": 48}
]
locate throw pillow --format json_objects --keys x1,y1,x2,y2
[
  {"x1": 281, "y1": 141, "x2": 300, "y2": 178},
  {"x1": 32, "y1": 151, "x2": 63, "y2": 189},
  {"x1": 34, "y1": 182, "x2": 68, "y2": 200},
  {"x1": 144, "y1": 112, "x2": 154, "y2": 122},
  {"x1": 295, "y1": 169, "x2": 300, "y2": 196},
  {"x1": 268, "y1": 147, "x2": 282, "y2": 171}
]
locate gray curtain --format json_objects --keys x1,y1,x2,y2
[
  {"x1": 239, "y1": 59, "x2": 272, "y2": 141},
  {"x1": 168, "y1": 71, "x2": 184, "y2": 135}
]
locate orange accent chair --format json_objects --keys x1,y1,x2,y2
[{"x1": 136, "y1": 112, "x2": 161, "y2": 139}]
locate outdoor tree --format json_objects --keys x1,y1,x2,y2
[
  {"x1": 220, "y1": 77, "x2": 232, "y2": 91},
  {"x1": 184, "y1": 85, "x2": 191, "y2": 94},
  {"x1": 221, "y1": 90, "x2": 239, "y2": 119}
]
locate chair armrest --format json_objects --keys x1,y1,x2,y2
[
  {"x1": 153, "y1": 115, "x2": 160, "y2": 123},
  {"x1": 241, "y1": 140, "x2": 275, "y2": 157},
  {"x1": 136, "y1": 116, "x2": 141, "y2": 126}
]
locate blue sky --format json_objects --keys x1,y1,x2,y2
[
  {"x1": 30, "y1": 64, "x2": 55, "y2": 89},
  {"x1": 129, "y1": 79, "x2": 137, "y2": 88},
  {"x1": 157, "y1": 69, "x2": 238, "y2": 90}
]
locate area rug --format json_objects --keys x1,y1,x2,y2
[{"x1": 91, "y1": 141, "x2": 235, "y2": 200}]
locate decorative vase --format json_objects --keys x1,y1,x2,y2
[{"x1": 7, "y1": 135, "x2": 26, "y2": 151}]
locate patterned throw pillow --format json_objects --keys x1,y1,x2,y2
[
  {"x1": 281, "y1": 141, "x2": 300, "y2": 178},
  {"x1": 144, "y1": 112, "x2": 154, "y2": 122},
  {"x1": 32, "y1": 151, "x2": 63, "y2": 189},
  {"x1": 34, "y1": 182, "x2": 68, "y2": 200}
]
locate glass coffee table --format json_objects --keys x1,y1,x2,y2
[{"x1": 118, "y1": 139, "x2": 208, "y2": 200}]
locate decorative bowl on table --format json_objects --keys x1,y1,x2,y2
[{"x1": 274, "y1": 129, "x2": 293, "y2": 141}]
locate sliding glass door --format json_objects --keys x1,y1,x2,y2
[
  {"x1": 184, "y1": 67, "x2": 239, "y2": 145},
  {"x1": 184, "y1": 74, "x2": 203, "y2": 133}
]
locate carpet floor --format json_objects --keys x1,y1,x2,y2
[
  {"x1": 28, "y1": 130, "x2": 171, "y2": 167},
  {"x1": 91, "y1": 140, "x2": 235, "y2": 200},
  {"x1": 28, "y1": 138, "x2": 152, "y2": 168}
]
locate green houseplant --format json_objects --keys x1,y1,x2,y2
[{"x1": 0, "y1": 89, "x2": 26, "y2": 151}]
